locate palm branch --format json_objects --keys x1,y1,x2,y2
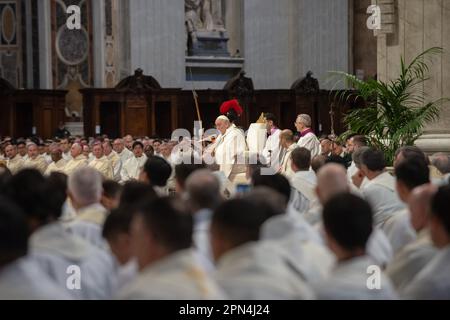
[{"x1": 329, "y1": 47, "x2": 447, "y2": 164}]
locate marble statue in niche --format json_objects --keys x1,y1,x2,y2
[{"x1": 185, "y1": 0, "x2": 229, "y2": 57}]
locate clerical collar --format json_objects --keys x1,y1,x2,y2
[
  {"x1": 300, "y1": 128, "x2": 313, "y2": 137},
  {"x1": 270, "y1": 127, "x2": 278, "y2": 136}
]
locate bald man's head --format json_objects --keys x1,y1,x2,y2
[
  {"x1": 70, "y1": 143, "x2": 82, "y2": 158},
  {"x1": 316, "y1": 164, "x2": 350, "y2": 205},
  {"x1": 431, "y1": 153, "x2": 450, "y2": 175},
  {"x1": 408, "y1": 184, "x2": 438, "y2": 232},
  {"x1": 186, "y1": 169, "x2": 221, "y2": 211}
]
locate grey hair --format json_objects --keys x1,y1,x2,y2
[
  {"x1": 297, "y1": 114, "x2": 312, "y2": 127},
  {"x1": 431, "y1": 153, "x2": 450, "y2": 174},
  {"x1": 186, "y1": 169, "x2": 221, "y2": 210},
  {"x1": 27, "y1": 143, "x2": 38, "y2": 150},
  {"x1": 68, "y1": 167, "x2": 103, "y2": 206}
]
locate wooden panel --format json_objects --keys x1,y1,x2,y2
[
  {"x1": 100, "y1": 102, "x2": 121, "y2": 138},
  {"x1": 126, "y1": 107, "x2": 148, "y2": 137},
  {"x1": 79, "y1": 88, "x2": 352, "y2": 140},
  {"x1": 154, "y1": 101, "x2": 172, "y2": 138},
  {"x1": 14, "y1": 103, "x2": 33, "y2": 138},
  {"x1": 42, "y1": 108, "x2": 53, "y2": 138}
]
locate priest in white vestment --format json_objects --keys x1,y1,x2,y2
[
  {"x1": 359, "y1": 149, "x2": 405, "y2": 227},
  {"x1": 295, "y1": 114, "x2": 321, "y2": 158},
  {"x1": 305, "y1": 164, "x2": 394, "y2": 267},
  {"x1": 211, "y1": 197, "x2": 313, "y2": 299},
  {"x1": 103, "y1": 141, "x2": 122, "y2": 182},
  {"x1": 279, "y1": 129, "x2": 299, "y2": 179},
  {"x1": 383, "y1": 157, "x2": 433, "y2": 253},
  {"x1": 66, "y1": 167, "x2": 110, "y2": 250},
  {"x1": 5, "y1": 144, "x2": 25, "y2": 175},
  {"x1": 89, "y1": 143, "x2": 114, "y2": 180},
  {"x1": 288, "y1": 147, "x2": 318, "y2": 215},
  {"x1": 0, "y1": 199, "x2": 71, "y2": 300},
  {"x1": 64, "y1": 143, "x2": 88, "y2": 176},
  {"x1": 387, "y1": 185, "x2": 439, "y2": 292},
  {"x1": 44, "y1": 146, "x2": 67, "y2": 176},
  {"x1": 402, "y1": 185, "x2": 450, "y2": 299},
  {"x1": 314, "y1": 194, "x2": 397, "y2": 299},
  {"x1": 113, "y1": 138, "x2": 134, "y2": 164},
  {"x1": 118, "y1": 198, "x2": 224, "y2": 299},
  {"x1": 60, "y1": 138, "x2": 72, "y2": 162},
  {"x1": 261, "y1": 113, "x2": 282, "y2": 170},
  {"x1": 120, "y1": 141, "x2": 148, "y2": 183},
  {"x1": 23, "y1": 143, "x2": 48, "y2": 174}
]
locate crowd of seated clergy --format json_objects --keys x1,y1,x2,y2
[{"x1": 0, "y1": 114, "x2": 449, "y2": 300}]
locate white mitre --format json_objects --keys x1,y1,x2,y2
[{"x1": 247, "y1": 114, "x2": 267, "y2": 154}]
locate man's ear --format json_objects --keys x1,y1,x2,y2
[
  {"x1": 291, "y1": 161, "x2": 298, "y2": 172},
  {"x1": 315, "y1": 185, "x2": 321, "y2": 200}
]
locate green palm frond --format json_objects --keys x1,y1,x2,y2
[{"x1": 330, "y1": 47, "x2": 445, "y2": 165}]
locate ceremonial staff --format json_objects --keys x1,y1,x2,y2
[{"x1": 189, "y1": 68, "x2": 202, "y2": 124}]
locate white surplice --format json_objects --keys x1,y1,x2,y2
[
  {"x1": 402, "y1": 245, "x2": 450, "y2": 300},
  {"x1": 360, "y1": 171, "x2": 405, "y2": 227},
  {"x1": 215, "y1": 242, "x2": 314, "y2": 300},
  {"x1": 29, "y1": 222, "x2": 118, "y2": 300},
  {"x1": 118, "y1": 249, "x2": 224, "y2": 300},
  {"x1": 314, "y1": 255, "x2": 398, "y2": 300}
]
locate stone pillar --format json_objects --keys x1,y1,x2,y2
[
  {"x1": 225, "y1": 0, "x2": 243, "y2": 57},
  {"x1": 243, "y1": 0, "x2": 293, "y2": 89},
  {"x1": 377, "y1": 0, "x2": 450, "y2": 153},
  {"x1": 24, "y1": 0, "x2": 34, "y2": 88},
  {"x1": 37, "y1": 0, "x2": 52, "y2": 89},
  {"x1": 128, "y1": 0, "x2": 185, "y2": 88},
  {"x1": 243, "y1": 0, "x2": 349, "y2": 90},
  {"x1": 92, "y1": 0, "x2": 120, "y2": 87},
  {"x1": 296, "y1": 0, "x2": 350, "y2": 90},
  {"x1": 92, "y1": 0, "x2": 106, "y2": 87}
]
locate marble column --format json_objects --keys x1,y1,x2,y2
[
  {"x1": 128, "y1": 0, "x2": 185, "y2": 88},
  {"x1": 378, "y1": 0, "x2": 450, "y2": 153},
  {"x1": 243, "y1": 0, "x2": 350, "y2": 90},
  {"x1": 92, "y1": 0, "x2": 106, "y2": 87},
  {"x1": 37, "y1": 0, "x2": 52, "y2": 89}
]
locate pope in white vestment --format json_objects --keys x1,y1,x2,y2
[{"x1": 213, "y1": 120, "x2": 248, "y2": 184}]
